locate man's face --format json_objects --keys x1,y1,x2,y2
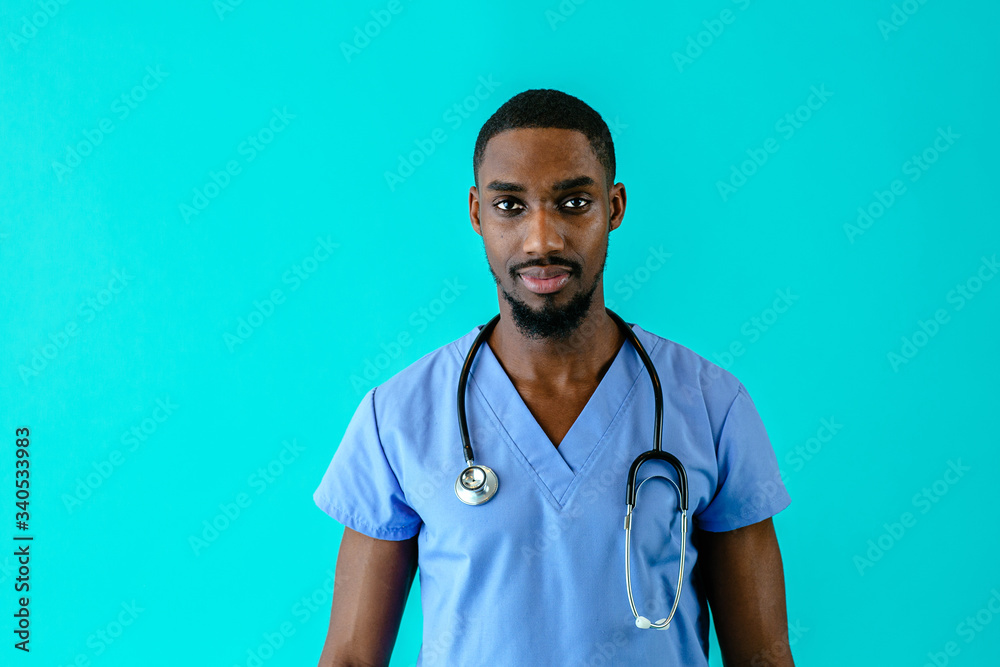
[{"x1": 470, "y1": 127, "x2": 625, "y2": 340}]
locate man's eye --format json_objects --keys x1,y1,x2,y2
[
  {"x1": 564, "y1": 197, "x2": 590, "y2": 209},
  {"x1": 496, "y1": 200, "x2": 522, "y2": 212}
]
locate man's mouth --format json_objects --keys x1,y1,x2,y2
[{"x1": 518, "y1": 267, "x2": 571, "y2": 294}]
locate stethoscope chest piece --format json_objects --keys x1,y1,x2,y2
[{"x1": 455, "y1": 464, "x2": 499, "y2": 505}]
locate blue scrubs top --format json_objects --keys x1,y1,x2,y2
[{"x1": 313, "y1": 321, "x2": 790, "y2": 666}]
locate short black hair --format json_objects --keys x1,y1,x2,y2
[{"x1": 473, "y1": 89, "x2": 616, "y2": 191}]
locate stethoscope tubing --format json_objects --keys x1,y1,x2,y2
[
  {"x1": 455, "y1": 309, "x2": 689, "y2": 629},
  {"x1": 457, "y1": 312, "x2": 500, "y2": 468}
]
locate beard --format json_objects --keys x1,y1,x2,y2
[
  {"x1": 485, "y1": 236, "x2": 610, "y2": 341},
  {"x1": 500, "y1": 275, "x2": 599, "y2": 340}
]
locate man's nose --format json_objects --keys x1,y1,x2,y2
[{"x1": 522, "y1": 207, "x2": 564, "y2": 255}]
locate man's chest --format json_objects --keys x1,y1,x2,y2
[{"x1": 515, "y1": 380, "x2": 600, "y2": 448}]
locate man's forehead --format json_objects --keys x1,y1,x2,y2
[{"x1": 479, "y1": 127, "x2": 602, "y2": 187}]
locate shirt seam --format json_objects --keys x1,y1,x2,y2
[
  {"x1": 316, "y1": 491, "x2": 422, "y2": 537},
  {"x1": 695, "y1": 382, "x2": 746, "y2": 517},
  {"x1": 370, "y1": 385, "x2": 412, "y2": 509},
  {"x1": 696, "y1": 491, "x2": 791, "y2": 532},
  {"x1": 717, "y1": 383, "x2": 745, "y2": 448}
]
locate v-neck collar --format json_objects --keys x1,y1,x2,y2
[{"x1": 456, "y1": 320, "x2": 657, "y2": 507}]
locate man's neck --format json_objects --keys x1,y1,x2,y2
[{"x1": 485, "y1": 298, "x2": 626, "y2": 390}]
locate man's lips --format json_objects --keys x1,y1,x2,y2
[
  {"x1": 517, "y1": 266, "x2": 572, "y2": 294},
  {"x1": 518, "y1": 266, "x2": 572, "y2": 279}
]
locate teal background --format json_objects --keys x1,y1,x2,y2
[{"x1": 1, "y1": 0, "x2": 998, "y2": 665}]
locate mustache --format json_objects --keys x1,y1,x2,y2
[{"x1": 509, "y1": 257, "x2": 580, "y2": 277}]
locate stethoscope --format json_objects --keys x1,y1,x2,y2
[{"x1": 454, "y1": 308, "x2": 689, "y2": 631}]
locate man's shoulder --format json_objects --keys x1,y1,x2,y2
[
  {"x1": 632, "y1": 322, "x2": 744, "y2": 404},
  {"x1": 366, "y1": 325, "x2": 478, "y2": 406}
]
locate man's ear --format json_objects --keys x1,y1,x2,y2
[
  {"x1": 608, "y1": 182, "x2": 626, "y2": 232},
  {"x1": 469, "y1": 185, "x2": 483, "y2": 237}
]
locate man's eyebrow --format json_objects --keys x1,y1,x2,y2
[
  {"x1": 486, "y1": 180, "x2": 525, "y2": 192},
  {"x1": 485, "y1": 175, "x2": 596, "y2": 193},
  {"x1": 552, "y1": 175, "x2": 595, "y2": 191}
]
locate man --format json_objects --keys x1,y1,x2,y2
[{"x1": 314, "y1": 89, "x2": 794, "y2": 666}]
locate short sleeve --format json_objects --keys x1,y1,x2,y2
[
  {"x1": 695, "y1": 383, "x2": 791, "y2": 532},
  {"x1": 312, "y1": 387, "x2": 422, "y2": 540}
]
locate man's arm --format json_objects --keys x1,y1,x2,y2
[
  {"x1": 696, "y1": 517, "x2": 794, "y2": 667},
  {"x1": 317, "y1": 527, "x2": 419, "y2": 667}
]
